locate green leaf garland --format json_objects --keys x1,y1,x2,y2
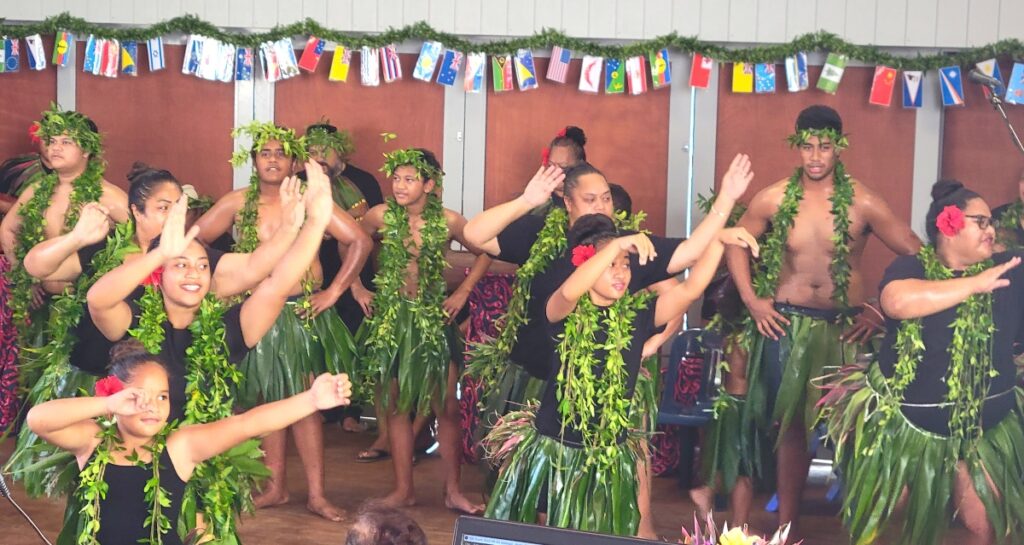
[{"x1": 2, "y1": 14, "x2": 1022, "y2": 71}]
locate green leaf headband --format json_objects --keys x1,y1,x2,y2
[
  {"x1": 380, "y1": 148, "x2": 444, "y2": 187},
  {"x1": 305, "y1": 124, "x2": 356, "y2": 159},
  {"x1": 36, "y1": 103, "x2": 103, "y2": 157},
  {"x1": 230, "y1": 121, "x2": 308, "y2": 167},
  {"x1": 786, "y1": 127, "x2": 849, "y2": 151}
]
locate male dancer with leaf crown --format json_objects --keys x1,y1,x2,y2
[
  {"x1": 697, "y1": 105, "x2": 921, "y2": 536},
  {"x1": 194, "y1": 122, "x2": 373, "y2": 521}
]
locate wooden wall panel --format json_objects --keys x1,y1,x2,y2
[
  {"x1": 714, "y1": 65, "x2": 917, "y2": 296},
  {"x1": 274, "y1": 52, "x2": 444, "y2": 198},
  {"x1": 484, "y1": 57, "x2": 671, "y2": 235},
  {"x1": 940, "y1": 60, "x2": 1024, "y2": 210},
  {"x1": 0, "y1": 36, "x2": 57, "y2": 162},
  {"x1": 75, "y1": 43, "x2": 235, "y2": 198}
]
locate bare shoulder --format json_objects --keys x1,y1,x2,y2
[
  {"x1": 100, "y1": 179, "x2": 128, "y2": 201},
  {"x1": 849, "y1": 178, "x2": 884, "y2": 208},
  {"x1": 214, "y1": 188, "x2": 247, "y2": 211},
  {"x1": 443, "y1": 207, "x2": 466, "y2": 226},
  {"x1": 747, "y1": 178, "x2": 789, "y2": 215}
]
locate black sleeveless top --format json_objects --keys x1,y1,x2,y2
[{"x1": 95, "y1": 448, "x2": 187, "y2": 545}]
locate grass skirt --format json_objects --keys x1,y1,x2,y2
[
  {"x1": 820, "y1": 363, "x2": 1024, "y2": 545},
  {"x1": 745, "y1": 309, "x2": 856, "y2": 444},
  {"x1": 700, "y1": 394, "x2": 774, "y2": 492},
  {"x1": 235, "y1": 303, "x2": 355, "y2": 407},
  {"x1": 482, "y1": 406, "x2": 644, "y2": 536}
]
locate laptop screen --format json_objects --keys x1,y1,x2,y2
[{"x1": 452, "y1": 517, "x2": 659, "y2": 545}]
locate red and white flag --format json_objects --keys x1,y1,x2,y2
[
  {"x1": 546, "y1": 46, "x2": 571, "y2": 83},
  {"x1": 689, "y1": 53, "x2": 713, "y2": 88}
]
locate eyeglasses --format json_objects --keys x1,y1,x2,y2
[{"x1": 964, "y1": 214, "x2": 992, "y2": 230}]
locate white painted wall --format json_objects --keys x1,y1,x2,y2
[{"x1": 4, "y1": 0, "x2": 1020, "y2": 47}]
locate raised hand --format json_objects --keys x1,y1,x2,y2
[
  {"x1": 720, "y1": 153, "x2": 754, "y2": 202},
  {"x1": 972, "y1": 256, "x2": 1020, "y2": 294},
  {"x1": 156, "y1": 194, "x2": 200, "y2": 260},
  {"x1": 105, "y1": 387, "x2": 155, "y2": 417},
  {"x1": 280, "y1": 174, "x2": 306, "y2": 230},
  {"x1": 719, "y1": 227, "x2": 760, "y2": 258},
  {"x1": 521, "y1": 165, "x2": 565, "y2": 208},
  {"x1": 71, "y1": 203, "x2": 113, "y2": 246},
  {"x1": 302, "y1": 160, "x2": 333, "y2": 226},
  {"x1": 308, "y1": 373, "x2": 353, "y2": 410},
  {"x1": 616, "y1": 233, "x2": 658, "y2": 265}
]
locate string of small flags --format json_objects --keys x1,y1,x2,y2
[{"x1": 2, "y1": 31, "x2": 1022, "y2": 107}]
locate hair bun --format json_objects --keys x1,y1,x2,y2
[
  {"x1": 109, "y1": 339, "x2": 149, "y2": 362},
  {"x1": 566, "y1": 213, "x2": 616, "y2": 247},
  {"x1": 564, "y1": 126, "x2": 587, "y2": 147},
  {"x1": 126, "y1": 161, "x2": 154, "y2": 183},
  {"x1": 931, "y1": 179, "x2": 965, "y2": 202}
]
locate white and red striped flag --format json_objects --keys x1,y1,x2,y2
[{"x1": 546, "y1": 46, "x2": 571, "y2": 83}]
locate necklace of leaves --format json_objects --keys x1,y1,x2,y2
[
  {"x1": 556, "y1": 290, "x2": 651, "y2": 469},
  {"x1": 9, "y1": 159, "x2": 105, "y2": 335},
  {"x1": 128, "y1": 285, "x2": 261, "y2": 542},
  {"x1": 751, "y1": 160, "x2": 854, "y2": 307},
  {"x1": 76, "y1": 420, "x2": 172, "y2": 545},
  {"x1": 888, "y1": 244, "x2": 994, "y2": 454},
  {"x1": 363, "y1": 195, "x2": 449, "y2": 411},
  {"x1": 464, "y1": 207, "x2": 568, "y2": 396}
]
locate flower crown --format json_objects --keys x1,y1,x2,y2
[
  {"x1": 786, "y1": 127, "x2": 849, "y2": 151},
  {"x1": 37, "y1": 102, "x2": 103, "y2": 156},
  {"x1": 380, "y1": 148, "x2": 444, "y2": 187},
  {"x1": 230, "y1": 121, "x2": 308, "y2": 167}
]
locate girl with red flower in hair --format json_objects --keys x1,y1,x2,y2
[
  {"x1": 483, "y1": 213, "x2": 757, "y2": 536},
  {"x1": 27, "y1": 338, "x2": 353, "y2": 545},
  {"x1": 820, "y1": 179, "x2": 1024, "y2": 545}
]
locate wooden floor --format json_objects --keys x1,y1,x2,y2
[{"x1": 2, "y1": 423, "x2": 974, "y2": 545}]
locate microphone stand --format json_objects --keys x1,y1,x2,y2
[{"x1": 982, "y1": 83, "x2": 1024, "y2": 156}]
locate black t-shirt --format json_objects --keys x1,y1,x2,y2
[
  {"x1": 534, "y1": 300, "x2": 660, "y2": 445},
  {"x1": 342, "y1": 163, "x2": 384, "y2": 208},
  {"x1": 878, "y1": 251, "x2": 1023, "y2": 435},
  {"x1": 121, "y1": 300, "x2": 250, "y2": 422},
  {"x1": 496, "y1": 222, "x2": 684, "y2": 376}
]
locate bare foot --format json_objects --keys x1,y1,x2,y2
[
  {"x1": 307, "y1": 496, "x2": 346, "y2": 522},
  {"x1": 378, "y1": 490, "x2": 417, "y2": 508},
  {"x1": 445, "y1": 491, "x2": 485, "y2": 515},
  {"x1": 636, "y1": 523, "x2": 658, "y2": 540},
  {"x1": 688, "y1": 485, "x2": 714, "y2": 521},
  {"x1": 253, "y1": 488, "x2": 289, "y2": 509}
]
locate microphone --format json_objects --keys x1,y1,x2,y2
[
  {"x1": 0, "y1": 474, "x2": 53, "y2": 545},
  {"x1": 968, "y1": 69, "x2": 1002, "y2": 88}
]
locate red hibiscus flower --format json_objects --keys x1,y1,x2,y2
[
  {"x1": 142, "y1": 267, "x2": 163, "y2": 287},
  {"x1": 28, "y1": 122, "x2": 41, "y2": 145},
  {"x1": 936, "y1": 205, "x2": 966, "y2": 237},
  {"x1": 556, "y1": 127, "x2": 567, "y2": 138},
  {"x1": 571, "y1": 244, "x2": 596, "y2": 267},
  {"x1": 541, "y1": 147, "x2": 551, "y2": 167},
  {"x1": 95, "y1": 375, "x2": 124, "y2": 397}
]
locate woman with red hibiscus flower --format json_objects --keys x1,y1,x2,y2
[
  {"x1": 483, "y1": 213, "x2": 757, "y2": 537},
  {"x1": 27, "y1": 338, "x2": 352, "y2": 545},
  {"x1": 820, "y1": 179, "x2": 1024, "y2": 545}
]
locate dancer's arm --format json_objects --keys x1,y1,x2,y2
[
  {"x1": 168, "y1": 373, "x2": 352, "y2": 480},
  {"x1": 87, "y1": 196, "x2": 198, "y2": 340},
  {"x1": 23, "y1": 202, "x2": 112, "y2": 281},
  {"x1": 463, "y1": 166, "x2": 564, "y2": 255},
  {"x1": 27, "y1": 387, "x2": 157, "y2": 459},
  {"x1": 881, "y1": 257, "x2": 1020, "y2": 319},
  {"x1": 302, "y1": 204, "x2": 373, "y2": 318},
  {"x1": 663, "y1": 154, "x2": 753, "y2": 274},
  {"x1": 238, "y1": 161, "x2": 334, "y2": 346},
  {"x1": 443, "y1": 210, "x2": 494, "y2": 322},
  {"x1": 0, "y1": 184, "x2": 33, "y2": 261},
  {"x1": 546, "y1": 233, "x2": 657, "y2": 322},
  {"x1": 654, "y1": 229, "x2": 758, "y2": 327},
  {"x1": 859, "y1": 183, "x2": 922, "y2": 256},
  {"x1": 192, "y1": 191, "x2": 243, "y2": 244}
]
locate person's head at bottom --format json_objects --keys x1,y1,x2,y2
[{"x1": 344, "y1": 503, "x2": 427, "y2": 545}]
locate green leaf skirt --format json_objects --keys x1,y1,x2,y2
[
  {"x1": 744, "y1": 307, "x2": 858, "y2": 446},
  {"x1": 700, "y1": 393, "x2": 775, "y2": 492},
  {"x1": 482, "y1": 406, "x2": 645, "y2": 537},
  {"x1": 235, "y1": 302, "x2": 356, "y2": 408},
  {"x1": 821, "y1": 362, "x2": 1024, "y2": 545}
]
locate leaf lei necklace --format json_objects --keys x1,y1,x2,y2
[
  {"x1": 76, "y1": 419, "x2": 172, "y2": 545},
  {"x1": 464, "y1": 207, "x2": 568, "y2": 395},
  {"x1": 995, "y1": 199, "x2": 1024, "y2": 250},
  {"x1": 890, "y1": 245, "x2": 994, "y2": 452},
  {"x1": 363, "y1": 195, "x2": 449, "y2": 411},
  {"x1": 128, "y1": 285, "x2": 261, "y2": 542},
  {"x1": 9, "y1": 159, "x2": 105, "y2": 331},
  {"x1": 751, "y1": 161, "x2": 854, "y2": 308},
  {"x1": 555, "y1": 290, "x2": 651, "y2": 469}
]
